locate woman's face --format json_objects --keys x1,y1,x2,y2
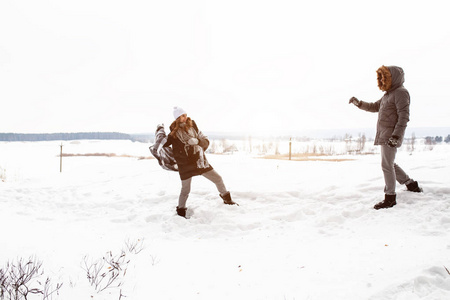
[{"x1": 179, "y1": 114, "x2": 187, "y2": 123}]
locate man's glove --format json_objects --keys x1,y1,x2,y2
[
  {"x1": 386, "y1": 136, "x2": 399, "y2": 148},
  {"x1": 348, "y1": 97, "x2": 361, "y2": 107},
  {"x1": 188, "y1": 138, "x2": 199, "y2": 145}
]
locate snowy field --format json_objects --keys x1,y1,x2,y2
[{"x1": 1, "y1": 140, "x2": 450, "y2": 300}]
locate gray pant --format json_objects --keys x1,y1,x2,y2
[
  {"x1": 178, "y1": 169, "x2": 228, "y2": 208},
  {"x1": 380, "y1": 145, "x2": 412, "y2": 195}
]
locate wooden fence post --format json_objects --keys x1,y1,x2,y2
[
  {"x1": 60, "y1": 143, "x2": 63, "y2": 172},
  {"x1": 289, "y1": 137, "x2": 292, "y2": 160}
]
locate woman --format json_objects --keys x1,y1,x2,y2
[{"x1": 164, "y1": 107, "x2": 237, "y2": 217}]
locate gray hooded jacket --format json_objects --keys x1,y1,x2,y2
[{"x1": 358, "y1": 66, "x2": 410, "y2": 147}]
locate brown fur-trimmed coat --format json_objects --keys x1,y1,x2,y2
[
  {"x1": 163, "y1": 120, "x2": 213, "y2": 180},
  {"x1": 358, "y1": 66, "x2": 410, "y2": 147}
]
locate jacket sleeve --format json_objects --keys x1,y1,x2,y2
[
  {"x1": 163, "y1": 134, "x2": 173, "y2": 147},
  {"x1": 359, "y1": 99, "x2": 381, "y2": 113},
  {"x1": 392, "y1": 90, "x2": 410, "y2": 139},
  {"x1": 193, "y1": 121, "x2": 210, "y2": 151}
]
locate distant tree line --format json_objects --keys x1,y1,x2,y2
[
  {"x1": 0, "y1": 132, "x2": 135, "y2": 142},
  {"x1": 426, "y1": 135, "x2": 450, "y2": 144}
]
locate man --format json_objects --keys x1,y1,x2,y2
[{"x1": 349, "y1": 65, "x2": 422, "y2": 210}]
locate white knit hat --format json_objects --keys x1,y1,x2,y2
[{"x1": 173, "y1": 106, "x2": 187, "y2": 120}]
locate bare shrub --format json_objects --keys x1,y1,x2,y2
[
  {"x1": 410, "y1": 132, "x2": 416, "y2": 152},
  {"x1": 82, "y1": 251, "x2": 129, "y2": 293},
  {"x1": 357, "y1": 133, "x2": 366, "y2": 153},
  {"x1": 82, "y1": 239, "x2": 146, "y2": 298},
  {"x1": 150, "y1": 255, "x2": 160, "y2": 267},
  {"x1": 125, "y1": 238, "x2": 145, "y2": 255},
  {"x1": 424, "y1": 136, "x2": 436, "y2": 151},
  {"x1": 0, "y1": 257, "x2": 62, "y2": 300},
  {"x1": 0, "y1": 166, "x2": 5, "y2": 182}
]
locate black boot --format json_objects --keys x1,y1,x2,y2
[
  {"x1": 406, "y1": 181, "x2": 423, "y2": 193},
  {"x1": 374, "y1": 194, "x2": 396, "y2": 210},
  {"x1": 176, "y1": 206, "x2": 187, "y2": 218},
  {"x1": 220, "y1": 192, "x2": 238, "y2": 206}
]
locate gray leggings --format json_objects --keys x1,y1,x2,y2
[{"x1": 178, "y1": 169, "x2": 228, "y2": 208}]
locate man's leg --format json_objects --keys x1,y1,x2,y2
[
  {"x1": 380, "y1": 145, "x2": 397, "y2": 195},
  {"x1": 394, "y1": 163, "x2": 412, "y2": 185}
]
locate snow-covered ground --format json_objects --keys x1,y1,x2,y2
[{"x1": 1, "y1": 140, "x2": 449, "y2": 300}]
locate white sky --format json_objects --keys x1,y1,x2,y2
[{"x1": 1, "y1": 0, "x2": 449, "y2": 135}]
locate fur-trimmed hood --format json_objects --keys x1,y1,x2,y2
[{"x1": 377, "y1": 65, "x2": 405, "y2": 92}]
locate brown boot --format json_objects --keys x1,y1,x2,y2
[
  {"x1": 406, "y1": 181, "x2": 423, "y2": 193},
  {"x1": 374, "y1": 194, "x2": 396, "y2": 210},
  {"x1": 176, "y1": 206, "x2": 187, "y2": 218},
  {"x1": 220, "y1": 192, "x2": 238, "y2": 206}
]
